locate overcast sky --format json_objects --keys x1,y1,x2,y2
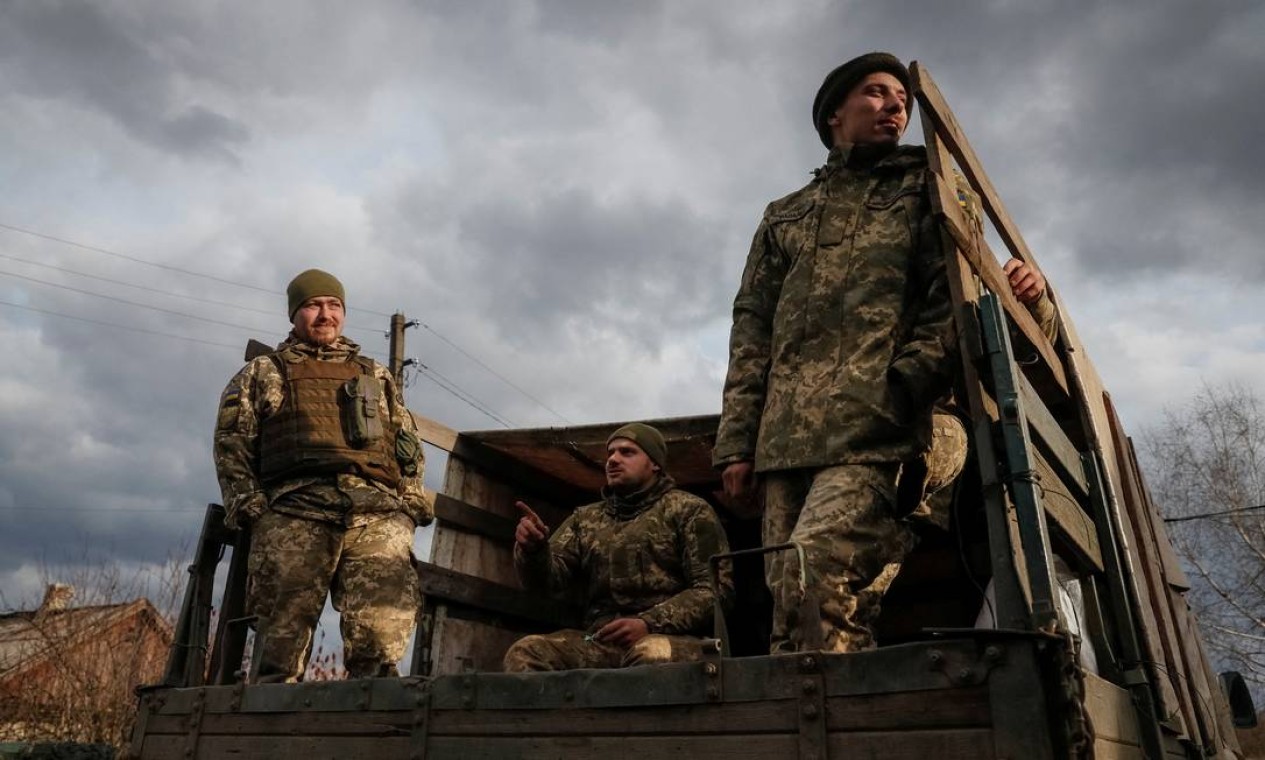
[{"x1": 1, "y1": 0, "x2": 1261, "y2": 629}]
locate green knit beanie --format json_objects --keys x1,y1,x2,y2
[
  {"x1": 812, "y1": 52, "x2": 913, "y2": 149},
  {"x1": 286, "y1": 269, "x2": 345, "y2": 319},
  {"x1": 607, "y1": 423, "x2": 668, "y2": 470}
]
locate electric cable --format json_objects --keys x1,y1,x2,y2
[
  {"x1": 1, "y1": 220, "x2": 567, "y2": 422},
  {"x1": 0, "y1": 298, "x2": 241, "y2": 351}
]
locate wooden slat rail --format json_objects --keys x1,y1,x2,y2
[
  {"x1": 928, "y1": 168, "x2": 1069, "y2": 398},
  {"x1": 1017, "y1": 373, "x2": 1089, "y2": 498},
  {"x1": 410, "y1": 411, "x2": 458, "y2": 452},
  {"x1": 913, "y1": 61, "x2": 1070, "y2": 407},
  {"x1": 425, "y1": 490, "x2": 517, "y2": 544},
  {"x1": 416, "y1": 561, "x2": 582, "y2": 630},
  {"x1": 913, "y1": 64, "x2": 1045, "y2": 279},
  {"x1": 916, "y1": 71, "x2": 1030, "y2": 633},
  {"x1": 1032, "y1": 448, "x2": 1103, "y2": 573}
]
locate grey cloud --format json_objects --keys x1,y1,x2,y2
[
  {"x1": 829, "y1": 0, "x2": 1265, "y2": 280},
  {"x1": 0, "y1": 1, "x2": 250, "y2": 161},
  {"x1": 1, "y1": 0, "x2": 1261, "y2": 623},
  {"x1": 454, "y1": 189, "x2": 731, "y2": 342}
]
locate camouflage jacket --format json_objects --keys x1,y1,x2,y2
[
  {"x1": 515, "y1": 476, "x2": 734, "y2": 636},
  {"x1": 714, "y1": 143, "x2": 956, "y2": 472},
  {"x1": 213, "y1": 334, "x2": 431, "y2": 529}
]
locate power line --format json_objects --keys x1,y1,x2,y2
[
  {"x1": 0, "y1": 220, "x2": 277, "y2": 294},
  {"x1": 1, "y1": 219, "x2": 567, "y2": 422},
  {"x1": 0, "y1": 251, "x2": 382, "y2": 335},
  {"x1": 412, "y1": 364, "x2": 513, "y2": 428},
  {"x1": 418, "y1": 361, "x2": 515, "y2": 426},
  {"x1": 0, "y1": 298, "x2": 241, "y2": 351},
  {"x1": 1163, "y1": 504, "x2": 1265, "y2": 524},
  {"x1": 0, "y1": 267, "x2": 273, "y2": 335},
  {"x1": 0, "y1": 251, "x2": 279, "y2": 316},
  {"x1": 0, "y1": 221, "x2": 405, "y2": 322},
  {"x1": 412, "y1": 318, "x2": 571, "y2": 424}
]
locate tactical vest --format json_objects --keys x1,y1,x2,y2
[{"x1": 258, "y1": 352, "x2": 402, "y2": 490}]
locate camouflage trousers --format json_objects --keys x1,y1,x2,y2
[
  {"x1": 763, "y1": 414, "x2": 968, "y2": 654},
  {"x1": 502, "y1": 629, "x2": 711, "y2": 672},
  {"x1": 763, "y1": 463, "x2": 911, "y2": 654},
  {"x1": 246, "y1": 510, "x2": 419, "y2": 682}
]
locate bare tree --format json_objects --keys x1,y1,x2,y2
[
  {"x1": 0, "y1": 548, "x2": 185, "y2": 751},
  {"x1": 1143, "y1": 383, "x2": 1265, "y2": 690}
]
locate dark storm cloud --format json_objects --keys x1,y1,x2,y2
[
  {"x1": 390, "y1": 185, "x2": 732, "y2": 347},
  {"x1": 0, "y1": 284, "x2": 233, "y2": 577},
  {"x1": 0, "y1": 1, "x2": 249, "y2": 161},
  {"x1": 1, "y1": 0, "x2": 1261, "y2": 608},
  {"x1": 828, "y1": 0, "x2": 1265, "y2": 280}
]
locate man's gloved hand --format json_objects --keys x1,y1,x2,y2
[
  {"x1": 404, "y1": 494, "x2": 434, "y2": 527},
  {"x1": 226, "y1": 492, "x2": 267, "y2": 530}
]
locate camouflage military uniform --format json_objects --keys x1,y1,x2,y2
[
  {"x1": 715, "y1": 143, "x2": 955, "y2": 653},
  {"x1": 502, "y1": 475, "x2": 733, "y2": 672},
  {"x1": 214, "y1": 334, "x2": 431, "y2": 681}
]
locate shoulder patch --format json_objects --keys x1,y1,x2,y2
[
  {"x1": 217, "y1": 392, "x2": 241, "y2": 431},
  {"x1": 766, "y1": 187, "x2": 817, "y2": 224}
]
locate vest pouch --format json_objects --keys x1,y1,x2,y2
[
  {"x1": 395, "y1": 428, "x2": 421, "y2": 477},
  {"x1": 340, "y1": 375, "x2": 384, "y2": 448}
]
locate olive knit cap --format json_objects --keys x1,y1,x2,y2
[
  {"x1": 607, "y1": 422, "x2": 668, "y2": 470},
  {"x1": 287, "y1": 269, "x2": 345, "y2": 319},
  {"x1": 812, "y1": 52, "x2": 913, "y2": 149}
]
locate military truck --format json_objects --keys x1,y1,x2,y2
[{"x1": 127, "y1": 63, "x2": 1257, "y2": 759}]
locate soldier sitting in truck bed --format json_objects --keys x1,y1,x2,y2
[{"x1": 503, "y1": 423, "x2": 734, "y2": 671}]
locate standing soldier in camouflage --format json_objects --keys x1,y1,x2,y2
[
  {"x1": 503, "y1": 423, "x2": 733, "y2": 672},
  {"x1": 214, "y1": 269, "x2": 431, "y2": 682},
  {"x1": 714, "y1": 52, "x2": 953, "y2": 655},
  {"x1": 715, "y1": 53, "x2": 1059, "y2": 655}
]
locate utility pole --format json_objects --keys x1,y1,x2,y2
[{"x1": 388, "y1": 312, "x2": 417, "y2": 386}]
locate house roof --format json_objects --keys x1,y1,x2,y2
[{"x1": 0, "y1": 599, "x2": 172, "y2": 681}]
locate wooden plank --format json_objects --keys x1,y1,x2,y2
[
  {"x1": 430, "y1": 492, "x2": 517, "y2": 543},
  {"x1": 1091, "y1": 738, "x2": 1147, "y2": 760},
  {"x1": 987, "y1": 639, "x2": 1056, "y2": 759},
  {"x1": 1032, "y1": 448, "x2": 1102, "y2": 573},
  {"x1": 912, "y1": 63, "x2": 1042, "y2": 277},
  {"x1": 410, "y1": 410, "x2": 457, "y2": 452},
  {"x1": 429, "y1": 445, "x2": 574, "y2": 675},
  {"x1": 929, "y1": 171, "x2": 1068, "y2": 397},
  {"x1": 431, "y1": 458, "x2": 525, "y2": 587},
  {"x1": 417, "y1": 560, "x2": 581, "y2": 630},
  {"x1": 1125, "y1": 439, "x2": 1190, "y2": 592},
  {"x1": 429, "y1": 613, "x2": 528, "y2": 675},
  {"x1": 1128, "y1": 438, "x2": 1227, "y2": 753},
  {"x1": 429, "y1": 732, "x2": 990, "y2": 760},
  {"x1": 151, "y1": 702, "x2": 793, "y2": 739},
  {"x1": 1103, "y1": 397, "x2": 1193, "y2": 736},
  {"x1": 1184, "y1": 627, "x2": 1241, "y2": 755},
  {"x1": 826, "y1": 729, "x2": 994, "y2": 759},
  {"x1": 918, "y1": 88, "x2": 1030, "y2": 631},
  {"x1": 1018, "y1": 372, "x2": 1088, "y2": 497},
  {"x1": 147, "y1": 711, "x2": 413, "y2": 737},
  {"x1": 422, "y1": 688, "x2": 989, "y2": 736},
  {"x1": 427, "y1": 735, "x2": 799, "y2": 760},
  {"x1": 1083, "y1": 671, "x2": 1143, "y2": 746},
  {"x1": 430, "y1": 701, "x2": 797, "y2": 736},
  {"x1": 825, "y1": 687, "x2": 990, "y2": 730},
  {"x1": 144, "y1": 735, "x2": 414, "y2": 760}
]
